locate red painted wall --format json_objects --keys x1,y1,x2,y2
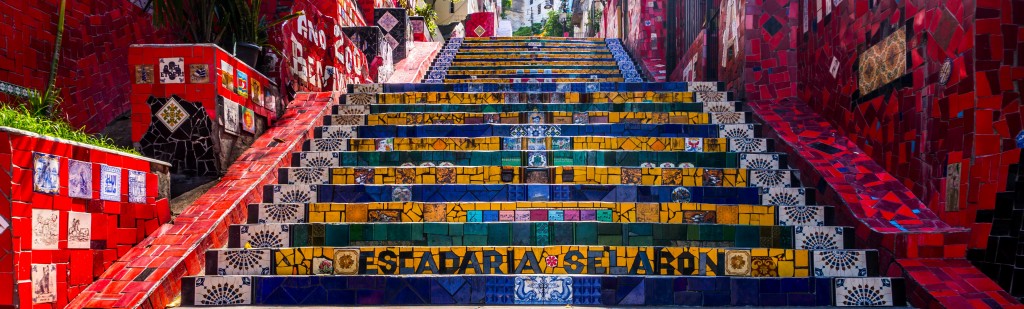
[
  {"x1": 0, "y1": 0, "x2": 172, "y2": 133},
  {"x1": 0, "y1": 129, "x2": 170, "y2": 308}
]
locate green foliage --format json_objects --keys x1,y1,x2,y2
[
  {"x1": 513, "y1": 23, "x2": 543, "y2": 36},
  {"x1": 221, "y1": 0, "x2": 303, "y2": 55},
  {"x1": 151, "y1": 0, "x2": 227, "y2": 44},
  {"x1": 0, "y1": 104, "x2": 140, "y2": 155},
  {"x1": 541, "y1": 10, "x2": 567, "y2": 37},
  {"x1": 501, "y1": 0, "x2": 512, "y2": 19},
  {"x1": 27, "y1": 0, "x2": 67, "y2": 119},
  {"x1": 414, "y1": 4, "x2": 439, "y2": 37}
]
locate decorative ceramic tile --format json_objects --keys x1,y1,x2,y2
[
  {"x1": 392, "y1": 186, "x2": 412, "y2": 202},
  {"x1": 135, "y1": 64, "x2": 154, "y2": 84},
  {"x1": 503, "y1": 137, "x2": 522, "y2": 150},
  {"x1": 158, "y1": 57, "x2": 185, "y2": 83},
  {"x1": 750, "y1": 170, "x2": 791, "y2": 187},
  {"x1": 573, "y1": 112, "x2": 588, "y2": 124},
  {"x1": 938, "y1": 58, "x2": 952, "y2": 85},
  {"x1": 814, "y1": 250, "x2": 868, "y2": 277},
  {"x1": 128, "y1": 170, "x2": 146, "y2": 203},
  {"x1": 193, "y1": 276, "x2": 252, "y2": 306},
  {"x1": 219, "y1": 60, "x2": 234, "y2": 91},
  {"x1": 241, "y1": 107, "x2": 256, "y2": 134},
  {"x1": 684, "y1": 137, "x2": 703, "y2": 152},
  {"x1": 829, "y1": 57, "x2": 840, "y2": 78},
  {"x1": 238, "y1": 224, "x2": 289, "y2": 248},
  {"x1": 719, "y1": 124, "x2": 755, "y2": 138},
  {"x1": 378, "y1": 12, "x2": 399, "y2": 32},
  {"x1": 288, "y1": 168, "x2": 327, "y2": 184},
  {"x1": 730, "y1": 138, "x2": 768, "y2": 152},
  {"x1": 703, "y1": 169, "x2": 724, "y2": 186},
  {"x1": 762, "y1": 187, "x2": 806, "y2": 206},
  {"x1": 66, "y1": 211, "x2": 91, "y2": 249},
  {"x1": 527, "y1": 137, "x2": 546, "y2": 150},
  {"x1": 100, "y1": 165, "x2": 122, "y2": 202},
  {"x1": 834, "y1": 278, "x2": 893, "y2": 306},
  {"x1": 710, "y1": 112, "x2": 744, "y2": 124},
  {"x1": 724, "y1": 250, "x2": 751, "y2": 276},
  {"x1": 32, "y1": 209, "x2": 59, "y2": 250},
  {"x1": 375, "y1": 138, "x2": 394, "y2": 151},
  {"x1": 687, "y1": 81, "x2": 718, "y2": 92},
  {"x1": 528, "y1": 152, "x2": 547, "y2": 167},
  {"x1": 750, "y1": 256, "x2": 778, "y2": 277},
  {"x1": 222, "y1": 97, "x2": 240, "y2": 135},
  {"x1": 858, "y1": 27, "x2": 906, "y2": 94},
  {"x1": 333, "y1": 249, "x2": 359, "y2": 275},
  {"x1": 0, "y1": 215, "x2": 9, "y2": 235},
  {"x1": 778, "y1": 206, "x2": 825, "y2": 226},
  {"x1": 32, "y1": 152, "x2": 59, "y2": 194},
  {"x1": 311, "y1": 139, "x2": 349, "y2": 152},
  {"x1": 621, "y1": 168, "x2": 641, "y2": 184},
  {"x1": 514, "y1": 276, "x2": 572, "y2": 304},
  {"x1": 31, "y1": 264, "x2": 57, "y2": 303},
  {"x1": 216, "y1": 249, "x2": 271, "y2": 275},
  {"x1": 190, "y1": 64, "x2": 210, "y2": 83},
  {"x1": 321, "y1": 126, "x2": 356, "y2": 139},
  {"x1": 740, "y1": 153, "x2": 780, "y2": 169},
  {"x1": 796, "y1": 226, "x2": 844, "y2": 249},
  {"x1": 272, "y1": 185, "x2": 315, "y2": 204},
  {"x1": 671, "y1": 187, "x2": 692, "y2": 202},
  {"x1": 551, "y1": 137, "x2": 570, "y2": 150},
  {"x1": 703, "y1": 101, "x2": 735, "y2": 113},
  {"x1": 157, "y1": 97, "x2": 189, "y2": 132},
  {"x1": 312, "y1": 257, "x2": 334, "y2": 275},
  {"x1": 945, "y1": 162, "x2": 960, "y2": 211},
  {"x1": 696, "y1": 91, "x2": 726, "y2": 102},
  {"x1": 256, "y1": 204, "x2": 303, "y2": 223},
  {"x1": 235, "y1": 70, "x2": 249, "y2": 97}
]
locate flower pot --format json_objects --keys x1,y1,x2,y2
[{"x1": 235, "y1": 42, "x2": 262, "y2": 68}]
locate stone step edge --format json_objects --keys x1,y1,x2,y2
[
  {"x1": 178, "y1": 275, "x2": 906, "y2": 307},
  {"x1": 245, "y1": 203, "x2": 835, "y2": 226},
  {"x1": 290, "y1": 150, "x2": 788, "y2": 169}
]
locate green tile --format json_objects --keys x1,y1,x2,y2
[
  {"x1": 427, "y1": 234, "x2": 451, "y2": 246},
  {"x1": 629, "y1": 223, "x2": 652, "y2": 236},
  {"x1": 596, "y1": 210, "x2": 613, "y2": 222},
  {"x1": 324, "y1": 225, "x2": 349, "y2": 247},
  {"x1": 551, "y1": 222, "x2": 574, "y2": 245},
  {"x1": 424, "y1": 223, "x2": 447, "y2": 235},
  {"x1": 597, "y1": 222, "x2": 620, "y2": 235},
  {"x1": 734, "y1": 226, "x2": 760, "y2": 247},
  {"x1": 511, "y1": 223, "x2": 532, "y2": 246},
  {"x1": 449, "y1": 224, "x2": 464, "y2": 236},
  {"x1": 686, "y1": 225, "x2": 700, "y2": 240},
  {"x1": 575, "y1": 222, "x2": 597, "y2": 244},
  {"x1": 487, "y1": 223, "x2": 510, "y2": 246},
  {"x1": 629, "y1": 236, "x2": 653, "y2": 246},
  {"x1": 464, "y1": 223, "x2": 487, "y2": 235},
  {"x1": 598, "y1": 235, "x2": 622, "y2": 246},
  {"x1": 372, "y1": 224, "x2": 387, "y2": 241},
  {"x1": 290, "y1": 224, "x2": 309, "y2": 247},
  {"x1": 349, "y1": 224, "x2": 365, "y2": 241},
  {"x1": 464, "y1": 235, "x2": 487, "y2": 246},
  {"x1": 535, "y1": 223, "x2": 549, "y2": 246}
]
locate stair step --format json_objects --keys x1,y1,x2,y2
[
  {"x1": 247, "y1": 202, "x2": 833, "y2": 226},
  {"x1": 343, "y1": 102, "x2": 742, "y2": 114},
  {"x1": 325, "y1": 111, "x2": 753, "y2": 126},
  {"x1": 264, "y1": 184, "x2": 814, "y2": 206},
  {"x1": 277, "y1": 166, "x2": 797, "y2": 188},
  {"x1": 346, "y1": 91, "x2": 732, "y2": 105},
  {"x1": 180, "y1": 275, "x2": 906, "y2": 306},
  {"x1": 291, "y1": 150, "x2": 784, "y2": 169},
  {"x1": 347, "y1": 81, "x2": 724, "y2": 93},
  {"x1": 302, "y1": 137, "x2": 770, "y2": 152},
  {"x1": 225, "y1": 222, "x2": 852, "y2": 250}
]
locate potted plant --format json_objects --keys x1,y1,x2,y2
[
  {"x1": 224, "y1": 0, "x2": 302, "y2": 67},
  {"x1": 151, "y1": 0, "x2": 228, "y2": 45}
]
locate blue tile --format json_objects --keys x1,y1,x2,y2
[
  {"x1": 688, "y1": 277, "x2": 717, "y2": 291},
  {"x1": 730, "y1": 278, "x2": 760, "y2": 306},
  {"x1": 759, "y1": 293, "x2": 788, "y2": 306},
  {"x1": 485, "y1": 276, "x2": 514, "y2": 304},
  {"x1": 780, "y1": 278, "x2": 811, "y2": 293},
  {"x1": 703, "y1": 292, "x2": 731, "y2": 306},
  {"x1": 645, "y1": 277, "x2": 674, "y2": 305},
  {"x1": 674, "y1": 291, "x2": 702, "y2": 306}
]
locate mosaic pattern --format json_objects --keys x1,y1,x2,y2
[
  {"x1": 156, "y1": 97, "x2": 189, "y2": 132},
  {"x1": 193, "y1": 276, "x2": 252, "y2": 305},
  {"x1": 32, "y1": 152, "x2": 59, "y2": 194},
  {"x1": 100, "y1": 165, "x2": 122, "y2": 202},
  {"x1": 834, "y1": 278, "x2": 893, "y2": 306},
  {"x1": 374, "y1": 8, "x2": 408, "y2": 61},
  {"x1": 138, "y1": 96, "x2": 219, "y2": 176},
  {"x1": 813, "y1": 250, "x2": 868, "y2": 277},
  {"x1": 857, "y1": 27, "x2": 906, "y2": 94}
]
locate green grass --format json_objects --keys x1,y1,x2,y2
[{"x1": 0, "y1": 104, "x2": 140, "y2": 155}]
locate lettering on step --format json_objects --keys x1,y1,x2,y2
[{"x1": 355, "y1": 247, "x2": 743, "y2": 275}]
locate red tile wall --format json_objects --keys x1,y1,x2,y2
[
  {"x1": 127, "y1": 45, "x2": 280, "y2": 143},
  {"x1": 669, "y1": 30, "x2": 707, "y2": 81},
  {"x1": 0, "y1": 0, "x2": 172, "y2": 133},
  {"x1": 465, "y1": 12, "x2": 496, "y2": 37},
  {"x1": 0, "y1": 130, "x2": 169, "y2": 308}
]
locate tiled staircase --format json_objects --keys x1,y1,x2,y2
[{"x1": 180, "y1": 37, "x2": 907, "y2": 307}]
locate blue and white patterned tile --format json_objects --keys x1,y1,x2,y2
[
  {"x1": 327, "y1": 115, "x2": 365, "y2": 125},
  {"x1": 740, "y1": 153, "x2": 780, "y2": 169},
  {"x1": 335, "y1": 105, "x2": 369, "y2": 115},
  {"x1": 128, "y1": 170, "x2": 146, "y2": 203},
  {"x1": 719, "y1": 124, "x2": 755, "y2": 139},
  {"x1": 833, "y1": 278, "x2": 894, "y2": 306},
  {"x1": 193, "y1": 276, "x2": 253, "y2": 306},
  {"x1": 32, "y1": 152, "x2": 60, "y2": 195},
  {"x1": 271, "y1": 185, "x2": 316, "y2": 204},
  {"x1": 777, "y1": 206, "x2": 826, "y2": 226},
  {"x1": 514, "y1": 276, "x2": 572, "y2": 305},
  {"x1": 351, "y1": 84, "x2": 382, "y2": 94},
  {"x1": 320, "y1": 125, "x2": 358, "y2": 139},
  {"x1": 255, "y1": 203, "x2": 305, "y2": 223},
  {"x1": 703, "y1": 101, "x2": 736, "y2": 113},
  {"x1": 686, "y1": 81, "x2": 719, "y2": 92},
  {"x1": 813, "y1": 250, "x2": 868, "y2": 277},
  {"x1": 310, "y1": 139, "x2": 349, "y2": 152},
  {"x1": 238, "y1": 224, "x2": 289, "y2": 248},
  {"x1": 710, "y1": 112, "x2": 744, "y2": 124},
  {"x1": 486, "y1": 276, "x2": 514, "y2": 304},
  {"x1": 214, "y1": 249, "x2": 272, "y2": 275},
  {"x1": 696, "y1": 91, "x2": 727, "y2": 103},
  {"x1": 729, "y1": 138, "x2": 768, "y2": 152},
  {"x1": 761, "y1": 187, "x2": 806, "y2": 206},
  {"x1": 99, "y1": 164, "x2": 122, "y2": 202},
  {"x1": 298, "y1": 152, "x2": 339, "y2": 168},
  {"x1": 795, "y1": 226, "x2": 845, "y2": 250},
  {"x1": 67, "y1": 159, "x2": 92, "y2": 199},
  {"x1": 749, "y1": 169, "x2": 791, "y2": 188},
  {"x1": 345, "y1": 93, "x2": 377, "y2": 105},
  {"x1": 287, "y1": 168, "x2": 329, "y2": 184}
]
